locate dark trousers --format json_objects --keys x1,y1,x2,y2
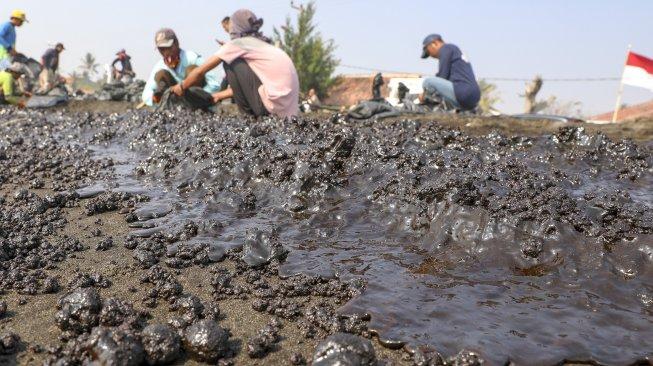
[
  {"x1": 224, "y1": 58, "x2": 268, "y2": 117},
  {"x1": 154, "y1": 68, "x2": 213, "y2": 111}
]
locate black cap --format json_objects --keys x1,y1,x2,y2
[
  {"x1": 421, "y1": 34, "x2": 442, "y2": 59},
  {"x1": 55, "y1": 42, "x2": 65, "y2": 50}
]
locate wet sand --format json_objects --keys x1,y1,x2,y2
[
  {"x1": 1, "y1": 102, "x2": 651, "y2": 365},
  {"x1": 0, "y1": 185, "x2": 407, "y2": 365}
]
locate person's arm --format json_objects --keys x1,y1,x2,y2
[
  {"x1": 212, "y1": 87, "x2": 233, "y2": 104},
  {"x1": 436, "y1": 46, "x2": 453, "y2": 80},
  {"x1": 203, "y1": 67, "x2": 225, "y2": 94},
  {"x1": 171, "y1": 54, "x2": 223, "y2": 96},
  {"x1": 111, "y1": 58, "x2": 120, "y2": 68}
]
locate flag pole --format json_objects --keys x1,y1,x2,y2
[{"x1": 612, "y1": 45, "x2": 632, "y2": 123}]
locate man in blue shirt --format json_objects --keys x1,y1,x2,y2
[
  {"x1": 0, "y1": 10, "x2": 28, "y2": 70},
  {"x1": 142, "y1": 28, "x2": 222, "y2": 109},
  {"x1": 420, "y1": 34, "x2": 480, "y2": 111},
  {"x1": 37, "y1": 43, "x2": 65, "y2": 94},
  {"x1": 42, "y1": 43, "x2": 64, "y2": 72}
]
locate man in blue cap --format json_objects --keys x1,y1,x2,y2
[{"x1": 420, "y1": 34, "x2": 480, "y2": 111}]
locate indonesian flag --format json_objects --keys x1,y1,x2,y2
[{"x1": 622, "y1": 51, "x2": 653, "y2": 91}]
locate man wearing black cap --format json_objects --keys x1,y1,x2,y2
[
  {"x1": 38, "y1": 42, "x2": 64, "y2": 93},
  {"x1": 420, "y1": 34, "x2": 480, "y2": 111}
]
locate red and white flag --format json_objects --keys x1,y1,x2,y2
[{"x1": 622, "y1": 51, "x2": 653, "y2": 91}]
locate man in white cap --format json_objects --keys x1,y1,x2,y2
[{"x1": 142, "y1": 28, "x2": 222, "y2": 109}]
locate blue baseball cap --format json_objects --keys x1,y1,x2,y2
[{"x1": 421, "y1": 34, "x2": 442, "y2": 59}]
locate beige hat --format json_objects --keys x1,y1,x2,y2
[{"x1": 155, "y1": 28, "x2": 177, "y2": 48}]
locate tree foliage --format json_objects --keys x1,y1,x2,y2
[
  {"x1": 273, "y1": 1, "x2": 339, "y2": 98},
  {"x1": 478, "y1": 79, "x2": 501, "y2": 115},
  {"x1": 78, "y1": 53, "x2": 99, "y2": 80}
]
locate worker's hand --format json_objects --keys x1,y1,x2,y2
[
  {"x1": 171, "y1": 84, "x2": 184, "y2": 97},
  {"x1": 152, "y1": 94, "x2": 161, "y2": 104},
  {"x1": 23, "y1": 92, "x2": 32, "y2": 98},
  {"x1": 418, "y1": 93, "x2": 425, "y2": 104},
  {"x1": 17, "y1": 101, "x2": 26, "y2": 109},
  {"x1": 212, "y1": 94, "x2": 222, "y2": 104}
]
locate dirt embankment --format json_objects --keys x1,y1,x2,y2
[{"x1": 55, "y1": 101, "x2": 653, "y2": 141}]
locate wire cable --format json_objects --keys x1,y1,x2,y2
[{"x1": 338, "y1": 64, "x2": 621, "y2": 82}]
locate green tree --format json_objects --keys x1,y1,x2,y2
[
  {"x1": 78, "y1": 52, "x2": 99, "y2": 80},
  {"x1": 273, "y1": 1, "x2": 339, "y2": 98},
  {"x1": 478, "y1": 79, "x2": 501, "y2": 115}
]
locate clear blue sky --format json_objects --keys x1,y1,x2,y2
[{"x1": 3, "y1": 0, "x2": 652, "y2": 115}]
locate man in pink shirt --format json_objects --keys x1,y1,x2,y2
[{"x1": 172, "y1": 9, "x2": 300, "y2": 118}]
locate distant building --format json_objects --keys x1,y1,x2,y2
[{"x1": 324, "y1": 73, "x2": 423, "y2": 107}]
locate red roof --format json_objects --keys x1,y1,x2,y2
[{"x1": 592, "y1": 99, "x2": 653, "y2": 122}]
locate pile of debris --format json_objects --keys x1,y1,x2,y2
[{"x1": 82, "y1": 80, "x2": 146, "y2": 103}]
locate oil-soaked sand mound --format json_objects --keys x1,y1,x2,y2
[{"x1": 1, "y1": 106, "x2": 652, "y2": 365}]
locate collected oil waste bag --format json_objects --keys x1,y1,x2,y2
[
  {"x1": 347, "y1": 99, "x2": 433, "y2": 120},
  {"x1": 90, "y1": 80, "x2": 145, "y2": 102},
  {"x1": 12, "y1": 54, "x2": 42, "y2": 79},
  {"x1": 26, "y1": 94, "x2": 69, "y2": 109},
  {"x1": 348, "y1": 74, "x2": 435, "y2": 119},
  {"x1": 155, "y1": 88, "x2": 215, "y2": 112}
]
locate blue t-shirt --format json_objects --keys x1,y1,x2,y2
[
  {"x1": 42, "y1": 48, "x2": 59, "y2": 71},
  {"x1": 437, "y1": 43, "x2": 480, "y2": 110},
  {"x1": 0, "y1": 22, "x2": 16, "y2": 51}
]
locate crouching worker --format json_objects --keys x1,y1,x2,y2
[
  {"x1": 172, "y1": 9, "x2": 299, "y2": 118},
  {"x1": 420, "y1": 34, "x2": 480, "y2": 111},
  {"x1": 38, "y1": 42, "x2": 64, "y2": 94},
  {"x1": 0, "y1": 62, "x2": 31, "y2": 106},
  {"x1": 142, "y1": 28, "x2": 222, "y2": 110},
  {"x1": 112, "y1": 49, "x2": 135, "y2": 83}
]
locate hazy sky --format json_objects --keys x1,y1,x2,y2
[{"x1": 3, "y1": 0, "x2": 652, "y2": 115}]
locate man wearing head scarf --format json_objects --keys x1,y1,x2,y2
[{"x1": 172, "y1": 9, "x2": 300, "y2": 118}]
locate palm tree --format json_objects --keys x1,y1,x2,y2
[{"x1": 78, "y1": 52, "x2": 99, "y2": 80}]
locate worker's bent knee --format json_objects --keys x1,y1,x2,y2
[
  {"x1": 422, "y1": 77, "x2": 446, "y2": 92},
  {"x1": 154, "y1": 69, "x2": 176, "y2": 84}
]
